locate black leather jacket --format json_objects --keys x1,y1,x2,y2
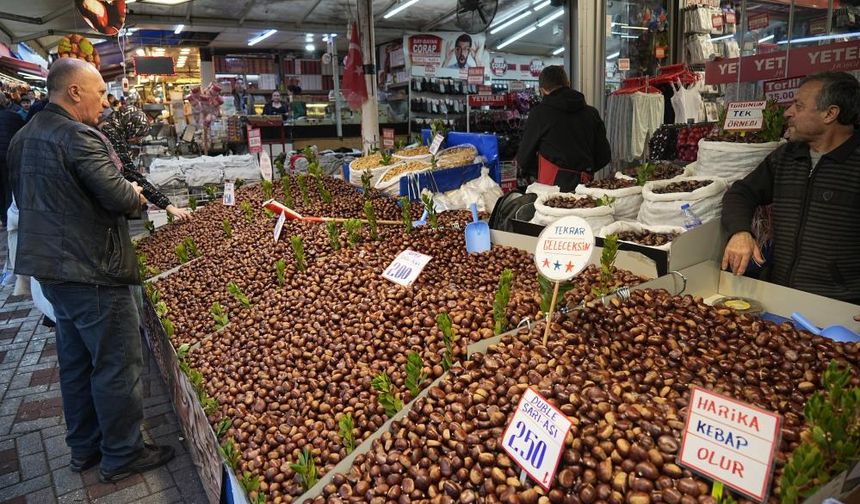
[{"x1": 7, "y1": 103, "x2": 142, "y2": 286}]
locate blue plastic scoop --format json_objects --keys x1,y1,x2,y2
[
  {"x1": 465, "y1": 203, "x2": 491, "y2": 254},
  {"x1": 791, "y1": 312, "x2": 860, "y2": 343}
]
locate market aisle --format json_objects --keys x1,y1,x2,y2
[{"x1": 0, "y1": 264, "x2": 209, "y2": 502}]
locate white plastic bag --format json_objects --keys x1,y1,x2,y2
[
  {"x1": 598, "y1": 221, "x2": 686, "y2": 251},
  {"x1": 638, "y1": 175, "x2": 728, "y2": 227},
  {"x1": 532, "y1": 193, "x2": 615, "y2": 230},
  {"x1": 575, "y1": 175, "x2": 644, "y2": 220},
  {"x1": 373, "y1": 162, "x2": 413, "y2": 197},
  {"x1": 695, "y1": 139, "x2": 783, "y2": 182},
  {"x1": 349, "y1": 164, "x2": 389, "y2": 188},
  {"x1": 525, "y1": 182, "x2": 560, "y2": 196},
  {"x1": 462, "y1": 167, "x2": 504, "y2": 213}
]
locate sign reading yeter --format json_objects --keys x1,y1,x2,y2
[
  {"x1": 501, "y1": 388, "x2": 573, "y2": 491},
  {"x1": 382, "y1": 250, "x2": 432, "y2": 287},
  {"x1": 723, "y1": 101, "x2": 766, "y2": 131},
  {"x1": 679, "y1": 386, "x2": 782, "y2": 502}
]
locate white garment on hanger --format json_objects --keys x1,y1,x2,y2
[{"x1": 671, "y1": 81, "x2": 688, "y2": 124}]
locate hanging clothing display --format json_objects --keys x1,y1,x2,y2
[
  {"x1": 671, "y1": 80, "x2": 705, "y2": 123},
  {"x1": 607, "y1": 91, "x2": 665, "y2": 163}
]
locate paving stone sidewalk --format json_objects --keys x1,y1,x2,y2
[{"x1": 0, "y1": 283, "x2": 209, "y2": 504}]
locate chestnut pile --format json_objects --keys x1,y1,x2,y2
[
  {"x1": 616, "y1": 231, "x2": 679, "y2": 247},
  {"x1": 651, "y1": 181, "x2": 712, "y2": 195},
  {"x1": 544, "y1": 196, "x2": 600, "y2": 210},
  {"x1": 584, "y1": 179, "x2": 636, "y2": 191},
  {"x1": 308, "y1": 289, "x2": 859, "y2": 504}
]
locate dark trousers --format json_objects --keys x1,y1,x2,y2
[{"x1": 40, "y1": 282, "x2": 145, "y2": 471}]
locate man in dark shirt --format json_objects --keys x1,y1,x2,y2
[
  {"x1": 516, "y1": 66, "x2": 611, "y2": 191},
  {"x1": 721, "y1": 71, "x2": 860, "y2": 304}
]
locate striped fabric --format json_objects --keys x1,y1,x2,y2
[{"x1": 722, "y1": 131, "x2": 860, "y2": 304}]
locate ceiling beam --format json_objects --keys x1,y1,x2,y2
[
  {"x1": 185, "y1": 2, "x2": 193, "y2": 22},
  {"x1": 300, "y1": 0, "x2": 324, "y2": 24},
  {"x1": 13, "y1": 29, "x2": 101, "y2": 44},
  {"x1": 421, "y1": 8, "x2": 457, "y2": 31},
  {"x1": 0, "y1": 21, "x2": 13, "y2": 45},
  {"x1": 126, "y1": 12, "x2": 405, "y2": 36},
  {"x1": 237, "y1": 0, "x2": 256, "y2": 25},
  {"x1": 41, "y1": 5, "x2": 74, "y2": 24},
  {"x1": 374, "y1": 0, "x2": 397, "y2": 20}
]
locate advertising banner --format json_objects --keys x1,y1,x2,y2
[
  {"x1": 406, "y1": 32, "x2": 489, "y2": 79},
  {"x1": 487, "y1": 52, "x2": 563, "y2": 80}
]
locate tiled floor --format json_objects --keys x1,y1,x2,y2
[{"x1": 0, "y1": 281, "x2": 209, "y2": 503}]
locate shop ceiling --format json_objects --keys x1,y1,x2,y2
[{"x1": 0, "y1": 0, "x2": 568, "y2": 60}]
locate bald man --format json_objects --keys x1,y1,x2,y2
[{"x1": 6, "y1": 58, "x2": 174, "y2": 482}]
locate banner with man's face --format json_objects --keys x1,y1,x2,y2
[{"x1": 405, "y1": 32, "x2": 489, "y2": 79}]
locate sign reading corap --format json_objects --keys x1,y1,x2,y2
[{"x1": 679, "y1": 386, "x2": 782, "y2": 502}]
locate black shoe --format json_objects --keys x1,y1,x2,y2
[
  {"x1": 98, "y1": 443, "x2": 175, "y2": 483},
  {"x1": 41, "y1": 317, "x2": 55, "y2": 328},
  {"x1": 70, "y1": 452, "x2": 102, "y2": 473}
]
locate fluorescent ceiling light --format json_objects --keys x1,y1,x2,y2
[
  {"x1": 606, "y1": 51, "x2": 620, "y2": 60},
  {"x1": 180, "y1": 48, "x2": 191, "y2": 54},
  {"x1": 758, "y1": 34, "x2": 774, "y2": 43},
  {"x1": 533, "y1": 0, "x2": 552, "y2": 10},
  {"x1": 329, "y1": 33, "x2": 337, "y2": 37},
  {"x1": 248, "y1": 29, "x2": 277, "y2": 46},
  {"x1": 497, "y1": 25, "x2": 537, "y2": 49},
  {"x1": 490, "y1": 10, "x2": 532, "y2": 34},
  {"x1": 492, "y1": 2, "x2": 531, "y2": 27},
  {"x1": 136, "y1": 48, "x2": 145, "y2": 56},
  {"x1": 537, "y1": 9, "x2": 564, "y2": 27},
  {"x1": 552, "y1": 46, "x2": 564, "y2": 55},
  {"x1": 776, "y1": 31, "x2": 860, "y2": 44},
  {"x1": 174, "y1": 24, "x2": 184, "y2": 34},
  {"x1": 384, "y1": 0, "x2": 420, "y2": 19},
  {"x1": 305, "y1": 44, "x2": 315, "y2": 51},
  {"x1": 711, "y1": 34, "x2": 734, "y2": 41},
  {"x1": 622, "y1": 25, "x2": 649, "y2": 31}
]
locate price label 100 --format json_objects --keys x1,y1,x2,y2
[{"x1": 507, "y1": 421, "x2": 548, "y2": 470}]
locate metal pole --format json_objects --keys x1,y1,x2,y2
[
  {"x1": 785, "y1": 0, "x2": 795, "y2": 79},
  {"x1": 357, "y1": 0, "x2": 380, "y2": 153},
  {"x1": 826, "y1": 0, "x2": 834, "y2": 35},
  {"x1": 736, "y1": 0, "x2": 747, "y2": 101},
  {"x1": 330, "y1": 37, "x2": 343, "y2": 138}
]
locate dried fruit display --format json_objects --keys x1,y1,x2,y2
[
  {"x1": 308, "y1": 289, "x2": 860, "y2": 504},
  {"x1": 350, "y1": 153, "x2": 385, "y2": 171},
  {"x1": 380, "y1": 161, "x2": 432, "y2": 182},
  {"x1": 651, "y1": 180, "x2": 713, "y2": 195},
  {"x1": 393, "y1": 146, "x2": 431, "y2": 158}
]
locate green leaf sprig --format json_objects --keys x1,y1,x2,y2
[
  {"x1": 593, "y1": 234, "x2": 619, "y2": 297},
  {"x1": 220, "y1": 438, "x2": 240, "y2": 469},
  {"x1": 234, "y1": 178, "x2": 245, "y2": 190},
  {"x1": 144, "y1": 220, "x2": 155, "y2": 235},
  {"x1": 183, "y1": 237, "x2": 200, "y2": 258},
  {"x1": 227, "y1": 281, "x2": 252, "y2": 308},
  {"x1": 215, "y1": 418, "x2": 232, "y2": 440},
  {"x1": 297, "y1": 173, "x2": 311, "y2": 206},
  {"x1": 261, "y1": 179, "x2": 273, "y2": 201},
  {"x1": 210, "y1": 302, "x2": 229, "y2": 330},
  {"x1": 275, "y1": 157, "x2": 287, "y2": 179},
  {"x1": 289, "y1": 447, "x2": 318, "y2": 491},
  {"x1": 344, "y1": 219, "x2": 362, "y2": 248},
  {"x1": 538, "y1": 274, "x2": 574, "y2": 313},
  {"x1": 204, "y1": 185, "x2": 217, "y2": 200},
  {"x1": 188, "y1": 195, "x2": 198, "y2": 211},
  {"x1": 405, "y1": 352, "x2": 428, "y2": 397},
  {"x1": 493, "y1": 269, "x2": 514, "y2": 335},
  {"x1": 338, "y1": 413, "x2": 355, "y2": 454},
  {"x1": 291, "y1": 236, "x2": 306, "y2": 272},
  {"x1": 314, "y1": 173, "x2": 332, "y2": 204},
  {"x1": 275, "y1": 259, "x2": 286, "y2": 287},
  {"x1": 223, "y1": 218, "x2": 233, "y2": 238},
  {"x1": 363, "y1": 201, "x2": 379, "y2": 241},
  {"x1": 400, "y1": 197, "x2": 413, "y2": 234},
  {"x1": 421, "y1": 192, "x2": 438, "y2": 229},
  {"x1": 282, "y1": 175, "x2": 294, "y2": 207},
  {"x1": 175, "y1": 243, "x2": 189, "y2": 264},
  {"x1": 436, "y1": 313, "x2": 456, "y2": 372},
  {"x1": 166, "y1": 212, "x2": 175, "y2": 224},
  {"x1": 240, "y1": 201, "x2": 253, "y2": 223},
  {"x1": 326, "y1": 221, "x2": 341, "y2": 251},
  {"x1": 372, "y1": 372, "x2": 403, "y2": 418},
  {"x1": 361, "y1": 170, "x2": 372, "y2": 198}
]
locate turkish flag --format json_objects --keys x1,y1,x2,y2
[{"x1": 342, "y1": 22, "x2": 368, "y2": 110}]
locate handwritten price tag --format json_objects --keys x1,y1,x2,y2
[
  {"x1": 382, "y1": 250, "x2": 432, "y2": 287},
  {"x1": 223, "y1": 182, "x2": 235, "y2": 206},
  {"x1": 428, "y1": 134, "x2": 445, "y2": 156},
  {"x1": 501, "y1": 388, "x2": 572, "y2": 491},
  {"x1": 273, "y1": 210, "x2": 286, "y2": 243}
]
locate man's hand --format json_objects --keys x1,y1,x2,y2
[
  {"x1": 166, "y1": 205, "x2": 191, "y2": 221},
  {"x1": 130, "y1": 182, "x2": 148, "y2": 205},
  {"x1": 721, "y1": 231, "x2": 765, "y2": 275}
]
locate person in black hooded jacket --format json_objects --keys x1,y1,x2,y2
[{"x1": 516, "y1": 66, "x2": 611, "y2": 191}]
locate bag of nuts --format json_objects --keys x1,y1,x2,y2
[
  {"x1": 638, "y1": 175, "x2": 728, "y2": 227},
  {"x1": 532, "y1": 193, "x2": 615, "y2": 230},
  {"x1": 374, "y1": 161, "x2": 430, "y2": 197},
  {"x1": 599, "y1": 221, "x2": 686, "y2": 251},
  {"x1": 575, "y1": 173, "x2": 644, "y2": 220},
  {"x1": 695, "y1": 139, "x2": 783, "y2": 183}
]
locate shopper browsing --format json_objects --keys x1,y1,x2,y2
[
  {"x1": 721, "y1": 71, "x2": 860, "y2": 304},
  {"x1": 99, "y1": 106, "x2": 190, "y2": 220},
  {"x1": 6, "y1": 58, "x2": 175, "y2": 482},
  {"x1": 515, "y1": 66, "x2": 611, "y2": 191}
]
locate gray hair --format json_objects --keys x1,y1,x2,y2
[{"x1": 801, "y1": 71, "x2": 860, "y2": 126}]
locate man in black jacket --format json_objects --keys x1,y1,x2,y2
[
  {"x1": 516, "y1": 66, "x2": 611, "y2": 191},
  {"x1": 0, "y1": 94, "x2": 24, "y2": 226},
  {"x1": 6, "y1": 58, "x2": 175, "y2": 482},
  {"x1": 721, "y1": 71, "x2": 860, "y2": 304}
]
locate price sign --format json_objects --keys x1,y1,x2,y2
[
  {"x1": 712, "y1": 14, "x2": 724, "y2": 29},
  {"x1": 428, "y1": 134, "x2": 445, "y2": 156},
  {"x1": 501, "y1": 388, "x2": 573, "y2": 491},
  {"x1": 534, "y1": 215, "x2": 596, "y2": 282},
  {"x1": 763, "y1": 77, "x2": 801, "y2": 104},
  {"x1": 223, "y1": 182, "x2": 235, "y2": 206},
  {"x1": 510, "y1": 80, "x2": 525, "y2": 91},
  {"x1": 725, "y1": 12, "x2": 736, "y2": 24},
  {"x1": 382, "y1": 128, "x2": 395, "y2": 149},
  {"x1": 424, "y1": 65, "x2": 437, "y2": 76},
  {"x1": 468, "y1": 67, "x2": 485, "y2": 85},
  {"x1": 248, "y1": 127, "x2": 262, "y2": 154},
  {"x1": 748, "y1": 13, "x2": 770, "y2": 30},
  {"x1": 260, "y1": 151, "x2": 273, "y2": 182},
  {"x1": 723, "y1": 101, "x2": 766, "y2": 131},
  {"x1": 382, "y1": 250, "x2": 432, "y2": 287},
  {"x1": 617, "y1": 58, "x2": 630, "y2": 71},
  {"x1": 679, "y1": 386, "x2": 782, "y2": 502},
  {"x1": 273, "y1": 210, "x2": 286, "y2": 243},
  {"x1": 468, "y1": 94, "x2": 506, "y2": 107},
  {"x1": 409, "y1": 35, "x2": 442, "y2": 64}
]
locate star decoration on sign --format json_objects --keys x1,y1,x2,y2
[
  {"x1": 553, "y1": 260, "x2": 561, "y2": 270},
  {"x1": 566, "y1": 261, "x2": 574, "y2": 272},
  {"x1": 542, "y1": 258, "x2": 550, "y2": 268}
]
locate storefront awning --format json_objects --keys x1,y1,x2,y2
[{"x1": 0, "y1": 56, "x2": 48, "y2": 80}]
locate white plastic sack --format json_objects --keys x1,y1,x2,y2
[
  {"x1": 222, "y1": 155, "x2": 262, "y2": 182},
  {"x1": 30, "y1": 278, "x2": 55, "y2": 322},
  {"x1": 374, "y1": 162, "x2": 419, "y2": 197},
  {"x1": 598, "y1": 221, "x2": 686, "y2": 252},
  {"x1": 695, "y1": 139, "x2": 783, "y2": 183},
  {"x1": 184, "y1": 165, "x2": 223, "y2": 186},
  {"x1": 575, "y1": 177, "x2": 643, "y2": 220},
  {"x1": 461, "y1": 167, "x2": 504, "y2": 213},
  {"x1": 532, "y1": 193, "x2": 615, "y2": 230},
  {"x1": 638, "y1": 175, "x2": 728, "y2": 227},
  {"x1": 617, "y1": 164, "x2": 696, "y2": 183},
  {"x1": 525, "y1": 182, "x2": 560, "y2": 196},
  {"x1": 348, "y1": 164, "x2": 389, "y2": 188}
]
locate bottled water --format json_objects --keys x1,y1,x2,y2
[{"x1": 681, "y1": 203, "x2": 703, "y2": 229}]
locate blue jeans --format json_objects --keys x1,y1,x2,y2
[{"x1": 40, "y1": 282, "x2": 145, "y2": 471}]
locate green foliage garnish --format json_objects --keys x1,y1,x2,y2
[
  {"x1": 344, "y1": 219, "x2": 362, "y2": 248},
  {"x1": 227, "y1": 281, "x2": 252, "y2": 308},
  {"x1": 144, "y1": 220, "x2": 155, "y2": 235},
  {"x1": 282, "y1": 175, "x2": 294, "y2": 207},
  {"x1": 188, "y1": 195, "x2": 198, "y2": 211},
  {"x1": 538, "y1": 274, "x2": 574, "y2": 313},
  {"x1": 437, "y1": 313, "x2": 456, "y2": 371},
  {"x1": 405, "y1": 352, "x2": 427, "y2": 397},
  {"x1": 175, "y1": 243, "x2": 189, "y2": 264},
  {"x1": 400, "y1": 197, "x2": 413, "y2": 234},
  {"x1": 220, "y1": 438, "x2": 240, "y2": 469},
  {"x1": 297, "y1": 173, "x2": 311, "y2": 206},
  {"x1": 338, "y1": 413, "x2": 355, "y2": 454},
  {"x1": 275, "y1": 259, "x2": 286, "y2": 287},
  {"x1": 291, "y1": 236, "x2": 306, "y2": 271},
  {"x1": 215, "y1": 418, "x2": 232, "y2": 440},
  {"x1": 210, "y1": 302, "x2": 229, "y2": 330},
  {"x1": 592, "y1": 234, "x2": 619, "y2": 297},
  {"x1": 240, "y1": 201, "x2": 253, "y2": 223},
  {"x1": 372, "y1": 372, "x2": 403, "y2": 418},
  {"x1": 289, "y1": 447, "x2": 318, "y2": 491},
  {"x1": 326, "y1": 221, "x2": 341, "y2": 251},
  {"x1": 261, "y1": 179, "x2": 273, "y2": 201},
  {"x1": 223, "y1": 219, "x2": 233, "y2": 238},
  {"x1": 421, "y1": 192, "x2": 438, "y2": 229},
  {"x1": 363, "y1": 201, "x2": 379, "y2": 241},
  {"x1": 361, "y1": 170, "x2": 372, "y2": 198},
  {"x1": 493, "y1": 269, "x2": 514, "y2": 335}
]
